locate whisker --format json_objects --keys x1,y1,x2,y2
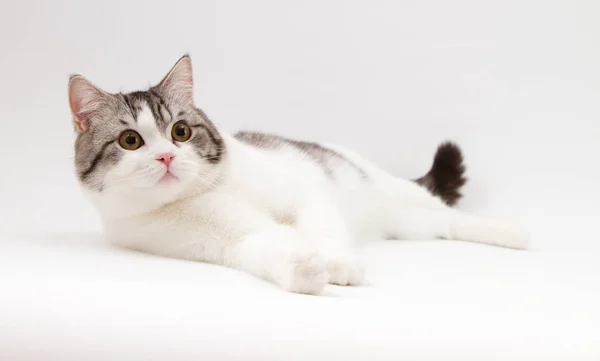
[{"x1": 107, "y1": 168, "x2": 162, "y2": 187}]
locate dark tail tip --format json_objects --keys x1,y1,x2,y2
[{"x1": 414, "y1": 141, "x2": 467, "y2": 206}]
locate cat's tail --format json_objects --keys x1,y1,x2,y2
[{"x1": 414, "y1": 141, "x2": 467, "y2": 206}]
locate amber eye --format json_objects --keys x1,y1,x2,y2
[
  {"x1": 118, "y1": 130, "x2": 144, "y2": 150},
  {"x1": 171, "y1": 121, "x2": 191, "y2": 142}
]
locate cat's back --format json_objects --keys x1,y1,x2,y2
[
  {"x1": 231, "y1": 131, "x2": 383, "y2": 239},
  {"x1": 233, "y1": 131, "x2": 369, "y2": 180}
]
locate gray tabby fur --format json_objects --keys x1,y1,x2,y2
[{"x1": 234, "y1": 131, "x2": 367, "y2": 178}]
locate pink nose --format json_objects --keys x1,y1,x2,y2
[{"x1": 156, "y1": 153, "x2": 175, "y2": 167}]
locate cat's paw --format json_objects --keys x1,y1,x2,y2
[
  {"x1": 484, "y1": 220, "x2": 531, "y2": 250},
  {"x1": 325, "y1": 254, "x2": 366, "y2": 286},
  {"x1": 277, "y1": 249, "x2": 327, "y2": 295}
]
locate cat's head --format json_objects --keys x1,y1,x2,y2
[{"x1": 69, "y1": 55, "x2": 225, "y2": 217}]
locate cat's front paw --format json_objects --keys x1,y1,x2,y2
[
  {"x1": 325, "y1": 254, "x2": 366, "y2": 286},
  {"x1": 277, "y1": 249, "x2": 327, "y2": 295}
]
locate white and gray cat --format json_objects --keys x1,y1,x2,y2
[{"x1": 68, "y1": 55, "x2": 529, "y2": 294}]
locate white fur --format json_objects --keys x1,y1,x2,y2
[{"x1": 84, "y1": 113, "x2": 530, "y2": 294}]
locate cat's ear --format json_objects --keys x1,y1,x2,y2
[
  {"x1": 68, "y1": 75, "x2": 110, "y2": 132},
  {"x1": 156, "y1": 54, "x2": 194, "y2": 104}
]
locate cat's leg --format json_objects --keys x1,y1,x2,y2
[
  {"x1": 294, "y1": 194, "x2": 366, "y2": 286},
  {"x1": 229, "y1": 225, "x2": 327, "y2": 294},
  {"x1": 377, "y1": 179, "x2": 530, "y2": 249},
  {"x1": 188, "y1": 193, "x2": 327, "y2": 294},
  {"x1": 382, "y1": 207, "x2": 529, "y2": 249},
  {"x1": 448, "y1": 210, "x2": 530, "y2": 249}
]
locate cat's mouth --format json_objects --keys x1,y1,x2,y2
[{"x1": 157, "y1": 170, "x2": 178, "y2": 184}]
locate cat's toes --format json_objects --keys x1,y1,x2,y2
[
  {"x1": 325, "y1": 255, "x2": 366, "y2": 286},
  {"x1": 278, "y1": 249, "x2": 327, "y2": 295}
]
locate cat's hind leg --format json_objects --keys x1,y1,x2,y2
[
  {"x1": 373, "y1": 142, "x2": 529, "y2": 249},
  {"x1": 381, "y1": 205, "x2": 530, "y2": 249},
  {"x1": 375, "y1": 179, "x2": 530, "y2": 249}
]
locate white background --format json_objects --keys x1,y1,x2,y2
[
  {"x1": 1, "y1": 0, "x2": 599, "y2": 251},
  {"x1": 1, "y1": 1, "x2": 599, "y2": 360}
]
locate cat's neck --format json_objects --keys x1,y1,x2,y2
[{"x1": 217, "y1": 132, "x2": 278, "y2": 191}]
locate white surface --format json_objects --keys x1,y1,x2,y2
[
  {"x1": 1, "y1": 0, "x2": 599, "y2": 359},
  {"x1": 2, "y1": 235, "x2": 599, "y2": 361}
]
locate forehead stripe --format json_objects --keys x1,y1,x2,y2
[
  {"x1": 122, "y1": 94, "x2": 138, "y2": 122},
  {"x1": 149, "y1": 90, "x2": 172, "y2": 125},
  {"x1": 150, "y1": 101, "x2": 162, "y2": 125}
]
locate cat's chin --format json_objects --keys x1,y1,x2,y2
[{"x1": 85, "y1": 179, "x2": 191, "y2": 219}]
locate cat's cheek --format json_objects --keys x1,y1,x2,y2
[
  {"x1": 168, "y1": 154, "x2": 199, "y2": 179},
  {"x1": 104, "y1": 153, "x2": 160, "y2": 189}
]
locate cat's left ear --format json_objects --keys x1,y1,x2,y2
[{"x1": 156, "y1": 54, "x2": 194, "y2": 104}]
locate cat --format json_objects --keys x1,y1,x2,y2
[{"x1": 68, "y1": 54, "x2": 529, "y2": 294}]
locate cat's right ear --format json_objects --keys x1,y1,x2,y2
[{"x1": 68, "y1": 75, "x2": 109, "y2": 132}]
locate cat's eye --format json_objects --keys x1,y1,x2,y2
[
  {"x1": 172, "y1": 121, "x2": 191, "y2": 142},
  {"x1": 118, "y1": 130, "x2": 144, "y2": 150}
]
